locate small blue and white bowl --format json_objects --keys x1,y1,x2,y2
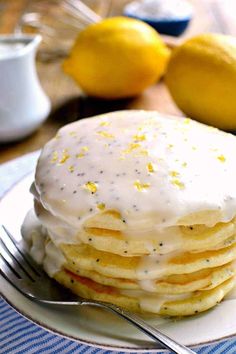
[{"x1": 123, "y1": 0, "x2": 193, "y2": 37}]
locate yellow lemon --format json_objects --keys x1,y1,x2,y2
[
  {"x1": 165, "y1": 34, "x2": 236, "y2": 130},
  {"x1": 63, "y1": 17, "x2": 170, "y2": 99}
]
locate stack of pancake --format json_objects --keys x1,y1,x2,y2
[{"x1": 22, "y1": 110, "x2": 236, "y2": 316}]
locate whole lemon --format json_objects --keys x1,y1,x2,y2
[
  {"x1": 165, "y1": 34, "x2": 236, "y2": 130},
  {"x1": 63, "y1": 17, "x2": 170, "y2": 99}
]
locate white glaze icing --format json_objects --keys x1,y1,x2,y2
[
  {"x1": 139, "y1": 292, "x2": 191, "y2": 313},
  {"x1": 34, "y1": 200, "x2": 80, "y2": 245},
  {"x1": 120, "y1": 289, "x2": 191, "y2": 313},
  {"x1": 139, "y1": 279, "x2": 157, "y2": 292},
  {"x1": 125, "y1": 226, "x2": 183, "y2": 252},
  {"x1": 33, "y1": 192, "x2": 185, "y2": 254},
  {"x1": 137, "y1": 252, "x2": 179, "y2": 279},
  {"x1": 21, "y1": 209, "x2": 46, "y2": 264},
  {"x1": 22, "y1": 210, "x2": 66, "y2": 276},
  {"x1": 34, "y1": 110, "x2": 236, "y2": 234},
  {"x1": 43, "y1": 240, "x2": 66, "y2": 277},
  {"x1": 21, "y1": 211, "x2": 236, "y2": 311}
]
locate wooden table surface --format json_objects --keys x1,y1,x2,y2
[{"x1": 0, "y1": 0, "x2": 236, "y2": 164}]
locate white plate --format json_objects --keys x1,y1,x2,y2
[{"x1": 1, "y1": 174, "x2": 236, "y2": 352}]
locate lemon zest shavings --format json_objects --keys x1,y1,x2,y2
[
  {"x1": 51, "y1": 151, "x2": 58, "y2": 163},
  {"x1": 170, "y1": 170, "x2": 179, "y2": 177},
  {"x1": 97, "y1": 131, "x2": 114, "y2": 139},
  {"x1": 134, "y1": 180, "x2": 150, "y2": 191},
  {"x1": 171, "y1": 179, "x2": 185, "y2": 189},
  {"x1": 122, "y1": 143, "x2": 141, "y2": 154},
  {"x1": 217, "y1": 155, "x2": 226, "y2": 162},
  {"x1": 99, "y1": 121, "x2": 110, "y2": 127},
  {"x1": 59, "y1": 150, "x2": 70, "y2": 164},
  {"x1": 68, "y1": 165, "x2": 74, "y2": 172},
  {"x1": 85, "y1": 182, "x2": 97, "y2": 194},
  {"x1": 69, "y1": 131, "x2": 77, "y2": 137},
  {"x1": 183, "y1": 118, "x2": 191, "y2": 124},
  {"x1": 97, "y1": 203, "x2": 105, "y2": 210},
  {"x1": 76, "y1": 153, "x2": 85, "y2": 158},
  {"x1": 147, "y1": 162, "x2": 156, "y2": 173},
  {"x1": 133, "y1": 134, "x2": 146, "y2": 142}
]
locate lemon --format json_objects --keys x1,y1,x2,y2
[
  {"x1": 63, "y1": 17, "x2": 170, "y2": 99},
  {"x1": 165, "y1": 34, "x2": 236, "y2": 130}
]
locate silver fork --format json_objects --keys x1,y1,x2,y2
[{"x1": 0, "y1": 225, "x2": 195, "y2": 354}]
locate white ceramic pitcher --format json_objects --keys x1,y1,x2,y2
[{"x1": 0, "y1": 34, "x2": 51, "y2": 142}]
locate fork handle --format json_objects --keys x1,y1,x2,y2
[{"x1": 83, "y1": 301, "x2": 195, "y2": 354}]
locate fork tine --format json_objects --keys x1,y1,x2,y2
[
  {"x1": 0, "y1": 226, "x2": 81, "y2": 303},
  {"x1": 0, "y1": 252, "x2": 20, "y2": 283},
  {"x1": 0, "y1": 238, "x2": 32, "y2": 281},
  {"x1": 0, "y1": 226, "x2": 37, "y2": 280},
  {"x1": 1, "y1": 225, "x2": 44, "y2": 276},
  {"x1": 0, "y1": 252, "x2": 38, "y2": 300}
]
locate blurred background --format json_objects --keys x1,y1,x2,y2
[
  {"x1": 0, "y1": 0, "x2": 236, "y2": 163},
  {"x1": 1, "y1": 1, "x2": 236, "y2": 43}
]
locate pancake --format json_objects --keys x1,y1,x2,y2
[
  {"x1": 54, "y1": 269, "x2": 235, "y2": 316},
  {"x1": 62, "y1": 263, "x2": 234, "y2": 293},
  {"x1": 21, "y1": 110, "x2": 236, "y2": 316},
  {"x1": 35, "y1": 199, "x2": 236, "y2": 256},
  {"x1": 59, "y1": 242, "x2": 236, "y2": 280},
  {"x1": 72, "y1": 220, "x2": 236, "y2": 256}
]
